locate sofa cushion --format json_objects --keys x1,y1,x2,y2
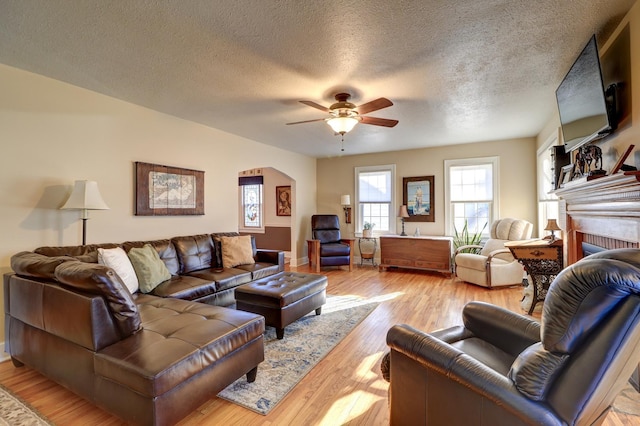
[
  {"x1": 172, "y1": 234, "x2": 214, "y2": 273},
  {"x1": 127, "y1": 244, "x2": 172, "y2": 293},
  {"x1": 188, "y1": 268, "x2": 252, "y2": 292},
  {"x1": 54, "y1": 261, "x2": 141, "y2": 338},
  {"x1": 122, "y1": 239, "x2": 180, "y2": 275},
  {"x1": 10, "y1": 251, "x2": 73, "y2": 280},
  {"x1": 219, "y1": 235, "x2": 255, "y2": 268},
  {"x1": 94, "y1": 295, "x2": 265, "y2": 397},
  {"x1": 236, "y1": 262, "x2": 281, "y2": 280},
  {"x1": 149, "y1": 275, "x2": 217, "y2": 301},
  {"x1": 98, "y1": 247, "x2": 140, "y2": 294}
]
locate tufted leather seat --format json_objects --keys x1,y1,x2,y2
[{"x1": 386, "y1": 248, "x2": 640, "y2": 425}]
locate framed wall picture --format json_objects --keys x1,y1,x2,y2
[
  {"x1": 135, "y1": 162, "x2": 204, "y2": 216},
  {"x1": 276, "y1": 185, "x2": 291, "y2": 216},
  {"x1": 403, "y1": 176, "x2": 435, "y2": 222}
]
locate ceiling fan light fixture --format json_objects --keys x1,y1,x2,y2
[{"x1": 327, "y1": 116, "x2": 359, "y2": 134}]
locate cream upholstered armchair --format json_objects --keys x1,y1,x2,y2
[{"x1": 454, "y1": 218, "x2": 533, "y2": 288}]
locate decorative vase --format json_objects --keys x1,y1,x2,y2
[{"x1": 363, "y1": 229, "x2": 372, "y2": 238}]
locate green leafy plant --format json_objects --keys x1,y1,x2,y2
[
  {"x1": 453, "y1": 220, "x2": 487, "y2": 254},
  {"x1": 363, "y1": 222, "x2": 375, "y2": 230}
]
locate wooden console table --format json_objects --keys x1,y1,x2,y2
[
  {"x1": 379, "y1": 235, "x2": 452, "y2": 275},
  {"x1": 505, "y1": 239, "x2": 563, "y2": 315}
]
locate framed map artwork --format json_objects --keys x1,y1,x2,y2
[{"x1": 135, "y1": 162, "x2": 204, "y2": 215}]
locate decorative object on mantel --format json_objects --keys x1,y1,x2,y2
[
  {"x1": 574, "y1": 144, "x2": 604, "y2": 177},
  {"x1": 544, "y1": 219, "x2": 562, "y2": 242},
  {"x1": 61, "y1": 180, "x2": 110, "y2": 245},
  {"x1": 611, "y1": 144, "x2": 636, "y2": 175},
  {"x1": 403, "y1": 176, "x2": 435, "y2": 222},
  {"x1": 397, "y1": 205, "x2": 409, "y2": 236},
  {"x1": 340, "y1": 194, "x2": 351, "y2": 223},
  {"x1": 135, "y1": 162, "x2": 204, "y2": 216}
]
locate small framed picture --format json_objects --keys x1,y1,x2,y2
[
  {"x1": 276, "y1": 186, "x2": 291, "y2": 216},
  {"x1": 559, "y1": 164, "x2": 574, "y2": 186}
]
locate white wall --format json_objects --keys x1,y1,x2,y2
[{"x1": 0, "y1": 64, "x2": 317, "y2": 344}]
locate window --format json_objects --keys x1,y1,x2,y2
[
  {"x1": 537, "y1": 130, "x2": 561, "y2": 237},
  {"x1": 355, "y1": 164, "x2": 395, "y2": 234},
  {"x1": 445, "y1": 157, "x2": 499, "y2": 237},
  {"x1": 239, "y1": 176, "x2": 263, "y2": 230}
]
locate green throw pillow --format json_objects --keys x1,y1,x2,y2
[{"x1": 127, "y1": 244, "x2": 172, "y2": 293}]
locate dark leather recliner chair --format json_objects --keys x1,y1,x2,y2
[
  {"x1": 307, "y1": 214, "x2": 354, "y2": 273},
  {"x1": 386, "y1": 248, "x2": 640, "y2": 425}
]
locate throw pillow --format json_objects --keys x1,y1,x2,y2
[
  {"x1": 220, "y1": 235, "x2": 255, "y2": 269},
  {"x1": 97, "y1": 247, "x2": 140, "y2": 294},
  {"x1": 127, "y1": 244, "x2": 172, "y2": 293}
]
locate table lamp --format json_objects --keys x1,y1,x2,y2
[
  {"x1": 398, "y1": 205, "x2": 409, "y2": 236},
  {"x1": 340, "y1": 194, "x2": 352, "y2": 223},
  {"x1": 544, "y1": 219, "x2": 561, "y2": 242}
]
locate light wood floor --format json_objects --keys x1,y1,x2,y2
[{"x1": 1, "y1": 265, "x2": 638, "y2": 425}]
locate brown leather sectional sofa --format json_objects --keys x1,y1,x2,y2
[{"x1": 4, "y1": 232, "x2": 285, "y2": 425}]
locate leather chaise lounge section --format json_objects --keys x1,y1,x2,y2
[{"x1": 3, "y1": 232, "x2": 284, "y2": 425}]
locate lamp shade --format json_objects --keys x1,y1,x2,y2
[
  {"x1": 544, "y1": 219, "x2": 561, "y2": 231},
  {"x1": 398, "y1": 205, "x2": 409, "y2": 218},
  {"x1": 327, "y1": 116, "x2": 359, "y2": 134},
  {"x1": 61, "y1": 180, "x2": 110, "y2": 211},
  {"x1": 340, "y1": 194, "x2": 351, "y2": 206}
]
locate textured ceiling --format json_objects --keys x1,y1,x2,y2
[{"x1": 0, "y1": 0, "x2": 635, "y2": 158}]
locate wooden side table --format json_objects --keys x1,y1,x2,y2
[{"x1": 505, "y1": 239, "x2": 563, "y2": 315}]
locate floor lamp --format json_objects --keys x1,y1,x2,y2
[{"x1": 61, "y1": 180, "x2": 110, "y2": 245}]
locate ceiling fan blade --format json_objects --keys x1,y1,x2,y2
[
  {"x1": 356, "y1": 98, "x2": 393, "y2": 114},
  {"x1": 286, "y1": 118, "x2": 327, "y2": 125},
  {"x1": 360, "y1": 116, "x2": 399, "y2": 127},
  {"x1": 299, "y1": 100, "x2": 330, "y2": 112}
]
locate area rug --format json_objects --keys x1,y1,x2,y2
[
  {"x1": 0, "y1": 384, "x2": 52, "y2": 426},
  {"x1": 217, "y1": 294, "x2": 379, "y2": 415},
  {"x1": 612, "y1": 382, "x2": 640, "y2": 416}
]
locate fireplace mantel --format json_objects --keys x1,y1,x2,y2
[{"x1": 554, "y1": 172, "x2": 640, "y2": 265}]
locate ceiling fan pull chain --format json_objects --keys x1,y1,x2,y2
[{"x1": 341, "y1": 134, "x2": 345, "y2": 151}]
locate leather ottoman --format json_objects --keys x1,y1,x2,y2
[{"x1": 235, "y1": 271, "x2": 328, "y2": 339}]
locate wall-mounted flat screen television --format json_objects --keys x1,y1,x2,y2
[{"x1": 555, "y1": 35, "x2": 616, "y2": 152}]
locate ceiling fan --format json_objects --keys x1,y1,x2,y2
[{"x1": 286, "y1": 92, "x2": 399, "y2": 135}]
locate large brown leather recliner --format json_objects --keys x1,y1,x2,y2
[
  {"x1": 387, "y1": 248, "x2": 640, "y2": 425},
  {"x1": 307, "y1": 214, "x2": 354, "y2": 272}
]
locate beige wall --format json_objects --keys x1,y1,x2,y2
[
  {"x1": 0, "y1": 64, "x2": 317, "y2": 345},
  {"x1": 317, "y1": 137, "x2": 538, "y2": 240}
]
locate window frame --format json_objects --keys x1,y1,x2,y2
[
  {"x1": 354, "y1": 164, "x2": 396, "y2": 235},
  {"x1": 239, "y1": 182, "x2": 264, "y2": 232},
  {"x1": 444, "y1": 156, "x2": 499, "y2": 237}
]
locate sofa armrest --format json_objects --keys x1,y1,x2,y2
[
  {"x1": 462, "y1": 301, "x2": 541, "y2": 356},
  {"x1": 486, "y1": 248, "x2": 515, "y2": 263},
  {"x1": 386, "y1": 324, "x2": 560, "y2": 425},
  {"x1": 255, "y1": 249, "x2": 285, "y2": 272}
]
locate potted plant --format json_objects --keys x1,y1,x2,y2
[
  {"x1": 453, "y1": 220, "x2": 487, "y2": 254},
  {"x1": 363, "y1": 222, "x2": 375, "y2": 238}
]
